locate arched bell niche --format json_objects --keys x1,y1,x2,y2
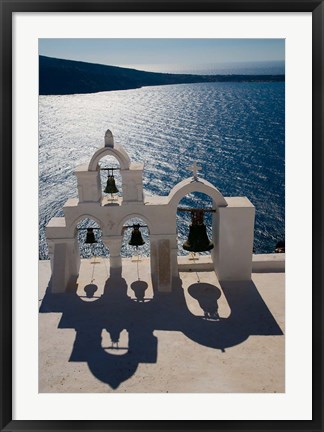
[
  {"x1": 167, "y1": 177, "x2": 227, "y2": 276},
  {"x1": 75, "y1": 216, "x2": 106, "y2": 259},
  {"x1": 119, "y1": 215, "x2": 153, "y2": 300},
  {"x1": 119, "y1": 215, "x2": 151, "y2": 258},
  {"x1": 73, "y1": 217, "x2": 108, "y2": 301},
  {"x1": 176, "y1": 192, "x2": 214, "y2": 257},
  {"x1": 75, "y1": 131, "x2": 144, "y2": 205},
  {"x1": 99, "y1": 155, "x2": 122, "y2": 204}
]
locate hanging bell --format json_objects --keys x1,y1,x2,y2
[
  {"x1": 85, "y1": 228, "x2": 97, "y2": 244},
  {"x1": 183, "y1": 210, "x2": 214, "y2": 252},
  {"x1": 104, "y1": 174, "x2": 119, "y2": 194},
  {"x1": 128, "y1": 224, "x2": 145, "y2": 248}
]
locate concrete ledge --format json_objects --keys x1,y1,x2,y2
[
  {"x1": 252, "y1": 253, "x2": 285, "y2": 273},
  {"x1": 177, "y1": 253, "x2": 285, "y2": 273},
  {"x1": 178, "y1": 255, "x2": 214, "y2": 271}
]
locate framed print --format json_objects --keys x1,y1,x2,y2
[{"x1": 1, "y1": 0, "x2": 323, "y2": 431}]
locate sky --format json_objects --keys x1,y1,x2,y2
[{"x1": 39, "y1": 38, "x2": 285, "y2": 74}]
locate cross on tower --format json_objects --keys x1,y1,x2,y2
[{"x1": 187, "y1": 161, "x2": 202, "y2": 181}]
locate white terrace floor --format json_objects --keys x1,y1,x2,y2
[{"x1": 39, "y1": 256, "x2": 285, "y2": 393}]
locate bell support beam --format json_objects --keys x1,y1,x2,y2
[
  {"x1": 177, "y1": 208, "x2": 216, "y2": 212},
  {"x1": 123, "y1": 225, "x2": 148, "y2": 229}
]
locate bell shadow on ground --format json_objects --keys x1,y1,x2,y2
[
  {"x1": 130, "y1": 280, "x2": 149, "y2": 302},
  {"x1": 179, "y1": 278, "x2": 283, "y2": 353},
  {"x1": 84, "y1": 283, "x2": 98, "y2": 298},
  {"x1": 188, "y1": 283, "x2": 221, "y2": 319},
  {"x1": 40, "y1": 274, "x2": 283, "y2": 390}
]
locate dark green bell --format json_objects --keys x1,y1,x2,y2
[
  {"x1": 183, "y1": 210, "x2": 214, "y2": 252},
  {"x1": 85, "y1": 228, "x2": 97, "y2": 244},
  {"x1": 104, "y1": 174, "x2": 119, "y2": 194},
  {"x1": 129, "y1": 224, "x2": 145, "y2": 248}
]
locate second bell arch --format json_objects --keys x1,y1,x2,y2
[{"x1": 177, "y1": 192, "x2": 215, "y2": 256}]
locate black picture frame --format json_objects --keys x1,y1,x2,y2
[{"x1": 1, "y1": 1, "x2": 323, "y2": 431}]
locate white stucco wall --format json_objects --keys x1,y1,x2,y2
[{"x1": 212, "y1": 197, "x2": 255, "y2": 281}]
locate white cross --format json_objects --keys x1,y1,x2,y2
[{"x1": 187, "y1": 161, "x2": 202, "y2": 181}]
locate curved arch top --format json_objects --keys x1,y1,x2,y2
[
  {"x1": 116, "y1": 213, "x2": 153, "y2": 235},
  {"x1": 69, "y1": 214, "x2": 105, "y2": 232},
  {"x1": 88, "y1": 144, "x2": 131, "y2": 171},
  {"x1": 168, "y1": 177, "x2": 227, "y2": 209}
]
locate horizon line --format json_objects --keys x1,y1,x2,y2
[{"x1": 39, "y1": 54, "x2": 285, "y2": 77}]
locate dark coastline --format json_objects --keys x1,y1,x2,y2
[{"x1": 39, "y1": 55, "x2": 285, "y2": 96}]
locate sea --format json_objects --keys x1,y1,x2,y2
[{"x1": 39, "y1": 81, "x2": 285, "y2": 259}]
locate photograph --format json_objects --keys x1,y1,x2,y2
[
  {"x1": 2, "y1": 2, "x2": 322, "y2": 429},
  {"x1": 38, "y1": 38, "x2": 285, "y2": 393}
]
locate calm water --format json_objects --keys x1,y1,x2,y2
[{"x1": 39, "y1": 82, "x2": 285, "y2": 259}]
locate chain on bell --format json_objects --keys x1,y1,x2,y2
[
  {"x1": 85, "y1": 228, "x2": 97, "y2": 244},
  {"x1": 128, "y1": 224, "x2": 145, "y2": 248},
  {"x1": 183, "y1": 210, "x2": 214, "y2": 253},
  {"x1": 104, "y1": 172, "x2": 119, "y2": 194}
]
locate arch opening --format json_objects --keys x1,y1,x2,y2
[
  {"x1": 120, "y1": 216, "x2": 153, "y2": 301},
  {"x1": 76, "y1": 217, "x2": 107, "y2": 259},
  {"x1": 176, "y1": 192, "x2": 215, "y2": 257},
  {"x1": 75, "y1": 217, "x2": 109, "y2": 302},
  {"x1": 168, "y1": 177, "x2": 227, "y2": 210},
  {"x1": 120, "y1": 216, "x2": 151, "y2": 258},
  {"x1": 88, "y1": 145, "x2": 131, "y2": 171},
  {"x1": 99, "y1": 155, "x2": 122, "y2": 203}
]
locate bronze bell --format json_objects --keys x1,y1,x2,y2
[
  {"x1": 183, "y1": 210, "x2": 214, "y2": 252},
  {"x1": 104, "y1": 174, "x2": 119, "y2": 194},
  {"x1": 128, "y1": 224, "x2": 145, "y2": 248},
  {"x1": 85, "y1": 228, "x2": 97, "y2": 244}
]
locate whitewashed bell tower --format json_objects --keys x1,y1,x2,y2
[{"x1": 46, "y1": 129, "x2": 255, "y2": 294}]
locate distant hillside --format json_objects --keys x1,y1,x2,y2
[{"x1": 39, "y1": 55, "x2": 285, "y2": 95}]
